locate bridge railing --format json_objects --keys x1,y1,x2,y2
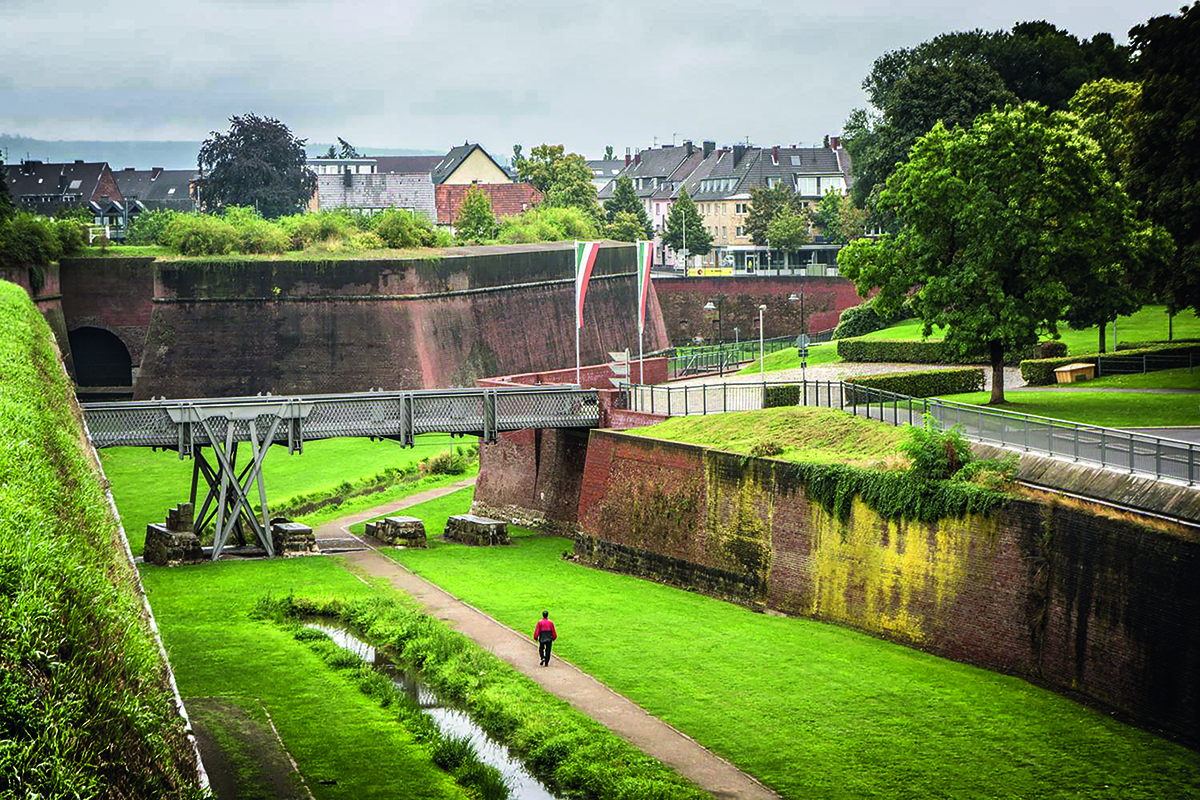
[
  {"x1": 626, "y1": 380, "x2": 1200, "y2": 485},
  {"x1": 83, "y1": 386, "x2": 601, "y2": 451}
]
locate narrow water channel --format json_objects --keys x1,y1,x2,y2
[{"x1": 305, "y1": 624, "x2": 560, "y2": 800}]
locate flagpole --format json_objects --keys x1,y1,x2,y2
[{"x1": 575, "y1": 240, "x2": 581, "y2": 387}]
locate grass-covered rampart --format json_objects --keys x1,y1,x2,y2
[{"x1": 0, "y1": 281, "x2": 203, "y2": 797}]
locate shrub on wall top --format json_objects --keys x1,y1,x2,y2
[{"x1": 845, "y1": 367, "x2": 984, "y2": 398}]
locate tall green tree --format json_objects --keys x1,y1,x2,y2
[
  {"x1": 812, "y1": 190, "x2": 867, "y2": 244},
  {"x1": 518, "y1": 144, "x2": 602, "y2": 220},
  {"x1": 604, "y1": 145, "x2": 614, "y2": 160},
  {"x1": 197, "y1": 114, "x2": 316, "y2": 218},
  {"x1": 337, "y1": 137, "x2": 360, "y2": 158},
  {"x1": 511, "y1": 144, "x2": 525, "y2": 174},
  {"x1": 0, "y1": 156, "x2": 14, "y2": 222},
  {"x1": 838, "y1": 104, "x2": 1166, "y2": 404},
  {"x1": 454, "y1": 186, "x2": 499, "y2": 244},
  {"x1": 765, "y1": 205, "x2": 810, "y2": 252},
  {"x1": 1126, "y1": 4, "x2": 1200, "y2": 320},
  {"x1": 603, "y1": 175, "x2": 652, "y2": 239},
  {"x1": 744, "y1": 184, "x2": 804, "y2": 246},
  {"x1": 845, "y1": 22, "x2": 1136, "y2": 207},
  {"x1": 662, "y1": 188, "x2": 711, "y2": 257}
]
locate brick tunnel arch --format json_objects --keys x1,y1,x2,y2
[{"x1": 68, "y1": 326, "x2": 132, "y2": 387}]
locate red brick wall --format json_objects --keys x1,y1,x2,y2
[
  {"x1": 436, "y1": 183, "x2": 543, "y2": 225},
  {"x1": 59, "y1": 259, "x2": 156, "y2": 365},
  {"x1": 479, "y1": 357, "x2": 668, "y2": 389},
  {"x1": 576, "y1": 429, "x2": 1200, "y2": 742},
  {"x1": 653, "y1": 276, "x2": 864, "y2": 344}
]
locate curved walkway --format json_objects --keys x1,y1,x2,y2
[{"x1": 315, "y1": 482, "x2": 778, "y2": 800}]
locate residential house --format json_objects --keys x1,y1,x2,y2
[
  {"x1": 4, "y1": 160, "x2": 126, "y2": 228},
  {"x1": 681, "y1": 140, "x2": 852, "y2": 275},
  {"x1": 431, "y1": 143, "x2": 511, "y2": 185},
  {"x1": 112, "y1": 168, "x2": 199, "y2": 220},
  {"x1": 586, "y1": 158, "x2": 625, "y2": 191}
]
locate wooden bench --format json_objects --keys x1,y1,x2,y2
[{"x1": 445, "y1": 514, "x2": 510, "y2": 546}]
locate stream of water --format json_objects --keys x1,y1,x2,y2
[{"x1": 305, "y1": 623, "x2": 560, "y2": 800}]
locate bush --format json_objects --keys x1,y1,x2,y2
[
  {"x1": 832, "y1": 300, "x2": 913, "y2": 339},
  {"x1": 125, "y1": 209, "x2": 180, "y2": 245},
  {"x1": 494, "y1": 206, "x2": 600, "y2": 244},
  {"x1": 763, "y1": 384, "x2": 801, "y2": 408},
  {"x1": 1116, "y1": 338, "x2": 1200, "y2": 351},
  {"x1": 845, "y1": 367, "x2": 984, "y2": 398},
  {"x1": 1019, "y1": 342, "x2": 1200, "y2": 385},
  {"x1": 899, "y1": 412, "x2": 973, "y2": 481},
  {"x1": 371, "y1": 208, "x2": 441, "y2": 248},
  {"x1": 749, "y1": 440, "x2": 785, "y2": 457},
  {"x1": 160, "y1": 213, "x2": 238, "y2": 255}
]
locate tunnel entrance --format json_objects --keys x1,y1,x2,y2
[{"x1": 68, "y1": 327, "x2": 132, "y2": 387}]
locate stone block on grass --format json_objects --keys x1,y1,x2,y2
[
  {"x1": 271, "y1": 521, "x2": 319, "y2": 557},
  {"x1": 445, "y1": 514, "x2": 509, "y2": 546},
  {"x1": 369, "y1": 515, "x2": 427, "y2": 547},
  {"x1": 144, "y1": 502, "x2": 203, "y2": 566}
]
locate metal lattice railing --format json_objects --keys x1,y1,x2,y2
[
  {"x1": 626, "y1": 380, "x2": 1200, "y2": 485},
  {"x1": 83, "y1": 387, "x2": 601, "y2": 451}
]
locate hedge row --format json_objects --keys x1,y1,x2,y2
[
  {"x1": 1019, "y1": 342, "x2": 1200, "y2": 385},
  {"x1": 845, "y1": 367, "x2": 984, "y2": 398},
  {"x1": 838, "y1": 337, "x2": 1067, "y2": 366},
  {"x1": 0, "y1": 282, "x2": 202, "y2": 797},
  {"x1": 1115, "y1": 338, "x2": 1200, "y2": 351},
  {"x1": 764, "y1": 384, "x2": 802, "y2": 407}
]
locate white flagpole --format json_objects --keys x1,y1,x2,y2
[
  {"x1": 638, "y1": 242, "x2": 645, "y2": 385},
  {"x1": 575, "y1": 240, "x2": 581, "y2": 387}
]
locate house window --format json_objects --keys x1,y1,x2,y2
[
  {"x1": 736, "y1": 226, "x2": 745, "y2": 237},
  {"x1": 796, "y1": 176, "x2": 818, "y2": 195},
  {"x1": 790, "y1": 156, "x2": 801, "y2": 166},
  {"x1": 766, "y1": 177, "x2": 780, "y2": 189}
]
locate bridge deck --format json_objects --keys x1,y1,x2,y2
[{"x1": 82, "y1": 386, "x2": 601, "y2": 452}]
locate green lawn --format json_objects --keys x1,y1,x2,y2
[
  {"x1": 141, "y1": 558, "x2": 467, "y2": 800},
  {"x1": 623, "y1": 406, "x2": 904, "y2": 466},
  {"x1": 385, "y1": 488, "x2": 1200, "y2": 800},
  {"x1": 857, "y1": 306, "x2": 1200, "y2": 356},
  {"x1": 737, "y1": 342, "x2": 840, "y2": 374},
  {"x1": 1040, "y1": 366, "x2": 1200, "y2": 391},
  {"x1": 101, "y1": 435, "x2": 459, "y2": 555},
  {"x1": 939, "y1": 391, "x2": 1200, "y2": 428}
]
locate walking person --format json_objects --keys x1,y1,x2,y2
[{"x1": 532, "y1": 610, "x2": 557, "y2": 666}]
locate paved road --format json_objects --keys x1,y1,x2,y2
[
  {"x1": 315, "y1": 481, "x2": 780, "y2": 800},
  {"x1": 673, "y1": 359, "x2": 1026, "y2": 391}
]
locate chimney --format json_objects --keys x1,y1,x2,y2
[
  {"x1": 830, "y1": 136, "x2": 841, "y2": 149},
  {"x1": 151, "y1": 167, "x2": 164, "y2": 180},
  {"x1": 732, "y1": 144, "x2": 747, "y2": 167},
  {"x1": 772, "y1": 145, "x2": 779, "y2": 165},
  {"x1": 634, "y1": 152, "x2": 641, "y2": 166},
  {"x1": 685, "y1": 140, "x2": 694, "y2": 156},
  {"x1": 703, "y1": 141, "x2": 715, "y2": 157},
  {"x1": 625, "y1": 146, "x2": 631, "y2": 167}
]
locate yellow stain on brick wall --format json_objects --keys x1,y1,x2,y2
[{"x1": 807, "y1": 498, "x2": 977, "y2": 642}]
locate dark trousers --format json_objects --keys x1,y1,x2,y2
[{"x1": 539, "y1": 638, "x2": 553, "y2": 664}]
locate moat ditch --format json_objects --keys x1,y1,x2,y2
[{"x1": 304, "y1": 622, "x2": 560, "y2": 800}]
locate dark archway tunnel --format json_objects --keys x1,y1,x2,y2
[{"x1": 68, "y1": 327, "x2": 132, "y2": 387}]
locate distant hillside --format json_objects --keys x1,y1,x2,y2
[{"x1": 0, "y1": 134, "x2": 440, "y2": 170}]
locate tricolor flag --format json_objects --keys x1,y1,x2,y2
[
  {"x1": 636, "y1": 240, "x2": 654, "y2": 336},
  {"x1": 574, "y1": 240, "x2": 600, "y2": 330}
]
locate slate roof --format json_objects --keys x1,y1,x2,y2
[
  {"x1": 598, "y1": 144, "x2": 701, "y2": 200},
  {"x1": 681, "y1": 147, "x2": 758, "y2": 200},
  {"x1": 682, "y1": 146, "x2": 854, "y2": 201},
  {"x1": 373, "y1": 155, "x2": 444, "y2": 174},
  {"x1": 430, "y1": 143, "x2": 507, "y2": 185},
  {"x1": 5, "y1": 160, "x2": 110, "y2": 205},
  {"x1": 113, "y1": 167, "x2": 198, "y2": 212},
  {"x1": 586, "y1": 159, "x2": 625, "y2": 180}
]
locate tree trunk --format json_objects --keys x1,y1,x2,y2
[
  {"x1": 1098, "y1": 321, "x2": 1106, "y2": 354},
  {"x1": 1170, "y1": 311, "x2": 1174, "y2": 341},
  {"x1": 989, "y1": 341, "x2": 1006, "y2": 405}
]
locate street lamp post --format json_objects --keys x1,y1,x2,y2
[
  {"x1": 758, "y1": 304, "x2": 767, "y2": 376},
  {"x1": 789, "y1": 291, "x2": 807, "y2": 381},
  {"x1": 703, "y1": 297, "x2": 724, "y2": 375}
]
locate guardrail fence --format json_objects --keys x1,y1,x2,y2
[{"x1": 626, "y1": 380, "x2": 1200, "y2": 485}]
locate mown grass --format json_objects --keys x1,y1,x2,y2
[
  {"x1": 737, "y1": 341, "x2": 841, "y2": 374},
  {"x1": 939, "y1": 391, "x2": 1200, "y2": 428},
  {"x1": 623, "y1": 406, "x2": 905, "y2": 466},
  {"x1": 140, "y1": 559, "x2": 468, "y2": 800},
  {"x1": 857, "y1": 305, "x2": 1200, "y2": 356},
  {"x1": 348, "y1": 485, "x2": 471, "y2": 537},
  {"x1": 386, "y1": 487, "x2": 1200, "y2": 800},
  {"x1": 0, "y1": 281, "x2": 202, "y2": 797},
  {"x1": 1040, "y1": 366, "x2": 1200, "y2": 391},
  {"x1": 100, "y1": 434, "x2": 462, "y2": 555}
]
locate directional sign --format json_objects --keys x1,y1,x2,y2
[{"x1": 608, "y1": 348, "x2": 631, "y2": 379}]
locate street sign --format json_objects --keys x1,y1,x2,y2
[{"x1": 608, "y1": 349, "x2": 630, "y2": 381}]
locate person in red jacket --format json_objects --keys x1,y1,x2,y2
[{"x1": 532, "y1": 610, "x2": 557, "y2": 666}]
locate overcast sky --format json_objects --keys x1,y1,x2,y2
[{"x1": 0, "y1": 0, "x2": 1179, "y2": 159}]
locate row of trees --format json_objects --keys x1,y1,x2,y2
[{"x1": 837, "y1": 7, "x2": 1198, "y2": 404}]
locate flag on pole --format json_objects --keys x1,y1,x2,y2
[
  {"x1": 574, "y1": 240, "x2": 600, "y2": 329},
  {"x1": 636, "y1": 240, "x2": 654, "y2": 336}
]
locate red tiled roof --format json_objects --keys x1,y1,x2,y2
[{"x1": 435, "y1": 183, "x2": 542, "y2": 225}]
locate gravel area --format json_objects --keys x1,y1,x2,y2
[{"x1": 673, "y1": 361, "x2": 1026, "y2": 391}]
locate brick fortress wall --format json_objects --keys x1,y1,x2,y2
[{"x1": 576, "y1": 429, "x2": 1200, "y2": 743}]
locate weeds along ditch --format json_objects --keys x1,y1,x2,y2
[{"x1": 255, "y1": 594, "x2": 710, "y2": 800}]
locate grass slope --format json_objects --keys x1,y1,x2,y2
[
  {"x1": 385, "y1": 487, "x2": 1200, "y2": 800},
  {"x1": 623, "y1": 406, "x2": 904, "y2": 466},
  {"x1": 857, "y1": 306, "x2": 1200, "y2": 356},
  {"x1": 0, "y1": 282, "x2": 201, "y2": 797},
  {"x1": 101, "y1": 434, "x2": 459, "y2": 555},
  {"x1": 940, "y1": 391, "x2": 1200, "y2": 428},
  {"x1": 140, "y1": 558, "x2": 467, "y2": 800},
  {"x1": 737, "y1": 341, "x2": 840, "y2": 374}
]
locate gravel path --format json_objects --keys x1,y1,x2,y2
[{"x1": 674, "y1": 361, "x2": 1027, "y2": 391}]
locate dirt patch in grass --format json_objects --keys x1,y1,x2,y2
[{"x1": 189, "y1": 697, "x2": 310, "y2": 800}]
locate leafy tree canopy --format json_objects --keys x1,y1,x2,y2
[
  {"x1": 607, "y1": 211, "x2": 650, "y2": 243},
  {"x1": 845, "y1": 21, "x2": 1136, "y2": 207},
  {"x1": 765, "y1": 205, "x2": 811, "y2": 251},
  {"x1": 454, "y1": 186, "x2": 499, "y2": 244},
  {"x1": 838, "y1": 103, "x2": 1167, "y2": 404},
  {"x1": 0, "y1": 156, "x2": 14, "y2": 222},
  {"x1": 744, "y1": 184, "x2": 805, "y2": 246},
  {"x1": 662, "y1": 188, "x2": 711, "y2": 257},
  {"x1": 604, "y1": 145, "x2": 614, "y2": 160},
  {"x1": 337, "y1": 137, "x2": 360, "y2": 159},
  {"x1": 518, "y1": 144, "x2": 602, "y2": 220},
  {"x1": 1126, "y1": 2, "x2": 1200, "y2": 316},
  {"x1": 197, "y1": 113, "x2": 317, "y2": 219},
  {"x1": 812, "y1": 189, "x2": 867, "y2": 245},
  {"x1": 603, "y1": 175, "x2": 652, "y2": 239},
  {"x1": 1069, "y1": 79, "x2": 1141, "y2": 182}
]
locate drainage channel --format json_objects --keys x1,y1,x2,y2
[{"x1": 306, "y1": 624, "x2": 560, "y2": 800}]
